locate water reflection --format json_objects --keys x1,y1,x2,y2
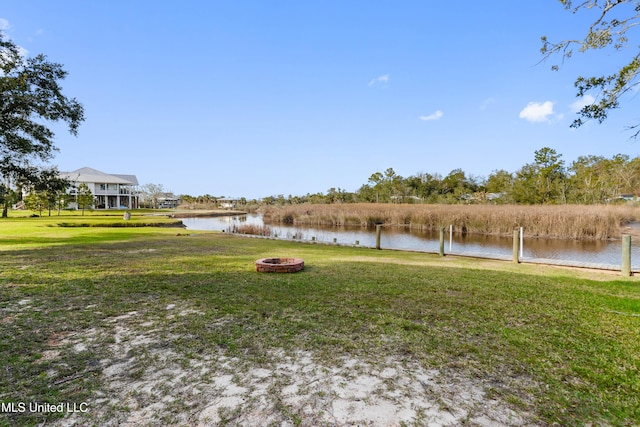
[{"x1": 181, "y1": 214, "x2": 640, "y2": 268}]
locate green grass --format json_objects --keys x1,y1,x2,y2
[
  {"x1": 0, "y1": 210, "x2": 182, "y2": 249},
  {"x1": 0, "y1": 215, "x2": 639, "y2": 425}
]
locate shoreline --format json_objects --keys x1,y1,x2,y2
[
  {"x1": 170, "y1": 210, "x2": 247, "y2": 218},
  {"x1": 262, "y1": 203, "x2": 640, "y2": 240}
]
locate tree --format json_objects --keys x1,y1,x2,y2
[
  {"x1": 0, "y1": 182, "x2": 16, "y2": 211},
  {"x1": 485, "y1": 169, "x2": 514, "y2": 203},
  {"x1": 485, "y1": 170, "x2": 514, "y2": 193},
  {"x1": 405, "y1": 172, "x2": 441, "y2": 202},
  {"x1": 140, "y1": 183, "x2": 165, "y2": 208},
  {"x1": 356, "y1": 183, "x2": 377, "y2": 203},
  {"x1": 567, "y1": 155, "x2": 609, "y2": 203},
  {"x1": 438, "y1": 168, "x2": 480, "y2": 202},
  {"x1": 76, "y1": 183, "x2": 93, "y2": 215},
  {"x1": 367, "y1": 171, "x2": 384, "y2": 203},
  {"x1": 364, "y1": 168, "x2": 407, "y2": 203},
  {"x1": 24, "y1": 190, "x2": 47, "y2": 216},
  {"x1": 512, "y1": 147, "x2": 566, "y2": 204},
  {"x1": 0, "y1": 32, "x2": 84, "y2": 217},
  {"x1": 606, "y1": 153, "x2": 640, "y2": 196},
  {"x1": 33, "y1": 167, "x2": 70, "y2": 216},
  {"x1": 327, "y1": 187, "x2": 347, "y2": 203},
  {"x1": 541, "y1": 1, "x2": 640, "y2": 136}
]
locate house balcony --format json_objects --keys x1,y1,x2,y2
[{"x1": 93, "y1": 186, "x2": 134, "y2": 196}]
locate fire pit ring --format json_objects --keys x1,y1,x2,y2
[{"x1": 256, "y1": 257, "x2": 304, "y2": 273}]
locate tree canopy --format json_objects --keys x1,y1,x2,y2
[
  {"x1": 541, "y1": 0, "x2": 640, "y2": 135},
  {"x1": 234, "y1": 147, "x2": 640, "y2": 206},
  {"x1": 0, "y1": 32, "x2": 84, "y2": 216}
]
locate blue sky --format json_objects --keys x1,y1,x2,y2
[{"x1": 2, "y1": 1, "x2": 639, "y2": 199}]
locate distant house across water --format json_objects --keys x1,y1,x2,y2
[
  {"x1": 218, "y1": 198, "x2": 239, "y2": 209},
  {"x1": 60, "y1": 167, "x2": 139, "y2": 209},
  {"x1": 157, "y1": 193, "x2": 180, "y2": 209}
]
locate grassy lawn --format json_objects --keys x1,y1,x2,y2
[{"x1": 0, "y1": 214, "x2": 639, "y2": 426}]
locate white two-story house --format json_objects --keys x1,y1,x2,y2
[{"x1": 60, "y1": 167, "x2": 139, "y2": 209}]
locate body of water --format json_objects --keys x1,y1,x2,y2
[{"x1": 182, "y1": 214, "x2": 640, "y2": 270}]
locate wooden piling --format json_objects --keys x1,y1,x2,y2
[
  {"x1": 622, "y1": 234, "x2": 632, "y2": 276},
  {"x1": 513, "y1": 229, "x2": 520, "y2": 263},
  {"x1": 376, "y1": 224, "x2": 382, "y2": 250},
  {"x1": 439, "y1": 227, "x2": 445, "y2": 256}
]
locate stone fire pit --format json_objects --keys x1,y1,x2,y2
[{"x1": 256, "y1": 257, "x2": 304, "y2": 273}]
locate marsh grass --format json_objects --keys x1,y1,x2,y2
[
  {"x1": 230, "y1": 224, "x2": 273, "y2": 236},
  {"x1": 0, "y1": 217, "x2": 639, "y2": 425},
  {"x1": 262, "y1": 203, "x2": 640, "y2": 239}
]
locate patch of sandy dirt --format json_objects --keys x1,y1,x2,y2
[{"x1": 54, "y1": 306, "x2": 538, "y2": 426}]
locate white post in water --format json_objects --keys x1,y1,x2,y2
[
  {"x1": 449, "y1": 225, "x2": 453, "y2": 252},
  {"x1": 519, "y1": 227, "x2": 523, "y2": 259},
  {"x1": 622, "y1": 234, "x2": 632, "y2": 276}
]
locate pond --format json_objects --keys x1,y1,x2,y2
[{"x1": 182, "y1": 214, "x2": 640, "y2": 271}]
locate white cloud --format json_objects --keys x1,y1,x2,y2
[
  {"x1": 519, "y1": 101, "x2": 556, "y2": 123},
  {"x1": 570, "y1": 94, "x2": 596, "y2": 113},
  {"x1": 419, "y1": 110, "x2": 444, "y2": 121},
  {"x1": 368, "y1": 74, "x2": 389, "y2": 87},
  {"x1": 480, "y1": 97, "x2": 496, "y2": 110},
  {"x1": 0, "y1": 20, "x2": 28, "y2": 67}
]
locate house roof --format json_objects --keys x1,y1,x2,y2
[
  {"x1": 112, "y1": 174, "x2": 139, "y2": 186},
  {"x1": 60, "y1": 167, "x2": 137, "y2": 185}
]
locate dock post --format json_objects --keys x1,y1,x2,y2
[
  {"x1": 375, "y1": 224, "x2": 382, "y2": 250},
  {"x1": 519, "y1": 226, "x2": 523, "y2": 258},
  {"x1": 513, "y1": 229, "x2": 520, "y2": 263},
  {"x1": 622, "y1": 234, "x2": 632, "y2": 276},
  {"x1": 439, "y1": 227, "x2": 445, "y2": 256}
]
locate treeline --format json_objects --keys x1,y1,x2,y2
[{"x1": 254, "y1": 147, "x2": 640, "y2": 205}]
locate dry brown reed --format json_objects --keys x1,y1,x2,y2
[
  {"x1": 261, "y1": 203, "x2": 640, "y2": 239},
  {"x1": 231, "y1": 224, "x2": 273, "y2": 236}
]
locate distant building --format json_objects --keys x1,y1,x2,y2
[
  {"x1": 158, "y1": 193, "x2": 180, "y2": 209},
  {"x1": 607, "y1": 194, "x2": 638, "y2": 203},
  {"x1": 218, "y1": 198, "x2": 239, "y2": 209},
  {"x1": 60, "y1": 167, "x2": 139, "y2": 209}
]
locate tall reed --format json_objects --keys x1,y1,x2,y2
[
  {"x1": 261, "y1": 203, "x2": 640, "y2": 239},
  {"x1": 230, "y1": 224, "x2": 273, "y2": 236}
]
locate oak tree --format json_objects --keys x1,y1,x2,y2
[
  {"x1": 541, "y1": 0, "x2": 640, "y2": 135},
  {"x1": 0, "y1": 32, "x2": 84, "y2": 216}
]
